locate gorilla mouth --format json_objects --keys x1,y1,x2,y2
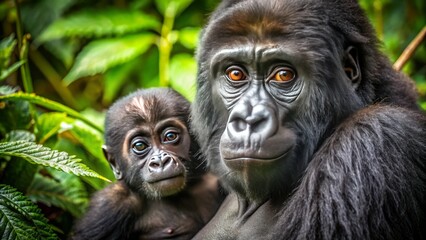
[
  {"x1": 223, "y1": 149, "x2": 291, "y2": 169},
  {"x1": 147, "y1": 175, "x2": 186, "y2": 197},
  {"x1": 147, "y1": 173, "x2": 184, "y2": 184}
]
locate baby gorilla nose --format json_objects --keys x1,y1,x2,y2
[{"x1": 148, "y1": 153, "x2": 174, "y2": 172}]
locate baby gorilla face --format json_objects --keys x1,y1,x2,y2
[
  {"x1": 126, "y1": 122, "x2": 191, "y2": 199},
  {"x1": 103, "y1": 88, "x2": 196, "y2": 199}
]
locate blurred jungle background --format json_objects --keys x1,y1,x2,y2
[{"x1": 0, "y1": 0, "x2": 425, "y2": 239}]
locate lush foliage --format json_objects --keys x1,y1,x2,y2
[{"x1": 0, "y1": 0, "x2": 424, "y2": 239}]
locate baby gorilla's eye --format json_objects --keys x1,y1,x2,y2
[
  {"x1": 132, "y1": 140, "x2": 149, "y2": 155},
  {"x1": 163, "y1": 130, "x2": 180, "y2": 144}
]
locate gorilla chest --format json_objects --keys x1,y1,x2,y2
[
  {"x1": 133, "y1": 201, "x2": 203, "y2": 240},
  {"x1": 193, "y1": 194, "x2": 279, "y2": 239}
]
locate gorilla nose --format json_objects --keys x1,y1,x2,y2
[
  {"x1": 228, "y1": 104, "x2": 278, "y2": 140},
  {"x1": 148, "y1": 153, "x2": 173, "y2": 172}
]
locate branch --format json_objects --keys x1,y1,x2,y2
[{"x1": 393, "y1": 26, "x2": 426, "y2": 71}]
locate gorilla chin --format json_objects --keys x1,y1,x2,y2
[{"x1": 147, "y1": 175, "x2": 186, "y2": 197}]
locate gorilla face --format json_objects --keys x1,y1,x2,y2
[{"x1": 193, "y1": 0, "x2": 364, "y2": 200}]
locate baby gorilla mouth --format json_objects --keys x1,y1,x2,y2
[
  {"x1": 148, "y1": 173, "x2": 185, "y2": 184},
  {"x1": 148, "y1": 175, "x2": 186, "y2": 197},
  {"x1": 144, "y1": 153, "x2": 187, "y2": 197}
]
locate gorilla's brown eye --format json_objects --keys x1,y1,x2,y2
[
  {"x1": 226, "y1": 67, "x2": 247, "y2": 81},
  {"x1": 132, "y1": 140, "x2": 148, "y2": 154},
  {"x1": 163, "y1": 131, "x2": 179, "y2": 143},
  {"x1": 271, "y1": 67, "x2": 296, "y2": 82}
]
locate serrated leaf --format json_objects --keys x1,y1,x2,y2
[
  {"x1": 5, "y1": 130, "x2": 36, "y2": 142},
  {"x1": 0, "y1": 85, "x2": 17, "y2": 95},
  {"x1": 64, "y1": 33, "x2": 157, "y2": 84},
  {"x1": 0, "y1": 92, "x2": 102, "y2": 133},
  {"x1": 38, "y1": 8, "x2": 160, "y2": 41},
  {"x1": 0, "y1": 141, "x2": 110, "y2": 182},
  {"x1": 27, "y1": 171, "x2": 88, "y2": 217},
  {"x1": 63, "y1": 120, "x2": 113, "y2": 181},
  {"x1": 0, "y1": 184, "x2": 58, "y2": 240},
  {"x1": 53, "y1": 138, "x2": 111, "y2": 190},
  {"x1": 169, "y1": 53, "x2": 196, "y2": 101}
]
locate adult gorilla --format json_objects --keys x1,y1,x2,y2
[{"x1": 191, "y1": 0, "x2": 426, "y2": 239}]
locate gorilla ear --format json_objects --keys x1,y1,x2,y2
[
  {"x1": 343, "y1": 46, "x2": 361, "y2": 88},
  {"x1": 102, "y1": 145, "x2": 123, "y2": 180}
]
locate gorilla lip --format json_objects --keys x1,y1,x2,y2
[
  {"x1": 223, "y1": 149, "x2": 291, "y2": 168},
  {"x1": 147, "y1": 173, "x2": 184, "y2": 184}
]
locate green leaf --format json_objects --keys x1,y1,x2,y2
[
  {"x1": 62, "y1": 120, "x2": 114, "y2": 181},
  {"x1": 64, "y1": 33, "x2": 157, "y2": 84},
  {"x1": 178, "y1": 27, "x2": 200, "y2": 50},
  {"x1": 0, "y1": 92, "x2": 102, "y2": 133},
  {"x1": 78, "y1": 108, "x2": 105, "y2": 132},
  {"x1": 21, "y1": 0, "x2": 76, "y2": 37},
  {"x1": 169, "y1": 53, "x2": 197, "y2": 101},
  {"x1": 0, "y1": 158, "x2": 37, "y2": 194},
  {"x1": 5, "y1": 130, "x2": 36, "y2": 142},
  {"x1": 68, "y1": 121, "x2": 105, "y2": 163},
  {"x1": 27, "y1": 171, "x2": 89, "y2": 217},
  {"x1": 1, "y1": 130, "x2": 38, "y2": 194},
  {"x1": 35, "y1": 112, "x2": 71, "y2": 144},
  {"x1": 421, "y1": 101, "x2": 426, "y2": 111},
  {"x1": 0, "y1": 141, "x2": 110, "y2": 182},
  {"x1": 38, "y1": 8, "x2": 160, "y2": 41},
  {"x1": 0, "y1": 60, "x2": 25, "y2": 81},
  {"x1": 155, "y1": 0, "x2": 194, "y2": 17},
  {"x1": 0, "y1": 184, "x2": 58, "y2": 240},
  {"x1": 0, "y1": 92, "x2": 32, "y2": 135},
  {"x1": 0, "y1": 34, "x2": 16, "y2": 70},
  {"x1": 0, "y1": 85, "x2": 17, "y2": 95},
  {"x1": 53, "y1": 138, "x2": 111, "y2": 190},
  {"x1": 102, "y1": 59, "x2": 138, "y2": 105}
]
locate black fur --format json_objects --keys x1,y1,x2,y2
[
  {"x1": 70, "y1": 88, "x2": 224, "y2": 240},
  {"x1": 191, "y1": 0, "x2": 426, "y2": 239}
]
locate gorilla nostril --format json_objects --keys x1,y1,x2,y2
[
  {"x1": 251, "y1": 117, "x2": 267, "y2": 133},
  {"x1": 162, "y1": 155, "x2": 173, "y2": 166},
  {"x1": 149, "y1": 162, "x2": 160, "y2": 168},
  {"x1": 231, "y1": 118, "x2": 248, "y2": 132},
  {"x1": 148, "y1": 156, "x2": 162, "y2": 172}
]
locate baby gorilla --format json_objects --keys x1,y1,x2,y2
[{"x1": 71, "y1": 88, "x2": 224, "y2": 240}]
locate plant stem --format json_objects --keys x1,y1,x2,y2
[
  {"x1": 13, "y1": 0, "x2": 33, "y2": 93},
  {"x1": 0, "y1": 93, "x2": 103, "y2": 133},
  {"x1": 20, "y1": 34, "x2": 33, "y2": 93},
  {"x1": 158, "y1": 3, "x2": 176, "y2": 87},
  {"x1": 373, "y1": 0, "x2": 384, "y2": 40}
]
